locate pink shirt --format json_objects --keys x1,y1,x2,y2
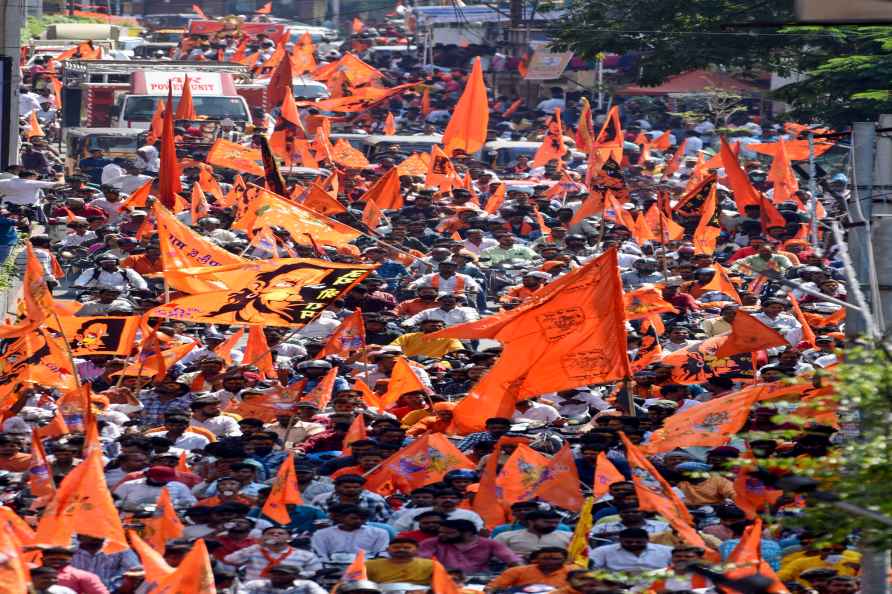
[
  {"x1": 417, "y1": 536, "x2": 521, "y2": 573},
  {"x1": 57, "y1": 565, "x2": 109, "y2": 594}
]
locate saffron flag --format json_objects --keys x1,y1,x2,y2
[
  {"x1": 640, "y1": 389, "x2": 761, "y2": 454},
  {"x1": 313, "y1": 52, "x2": 384, "y2": 87},
  {"x1": 141, "y1": 487, "x2": 184, "y2": 552},
  {"x1": 174, "y1": 74, "x2": 197, "y2": 120},
  {"x1": 311, "y1": 83, "x2": 415, "y2": 113},
  {"x1": 592, "y1": 105, "x2": 624, "y2": 164},
  {"x1": 623, "y1": 286, "x2": 678, "y2": 320},
  {"x1": 575, "y1": 97, "x2": 595, "y2": 154},
  {"x1": 485, "y1": 183, "x2": 506, "y2": 215},
  {"x1": 692, "y1": 182, "x2": 721, "y2": 255},
  {"x1": 699, "y1": 264, "x2": 742, "y2": 304},
  {"x1": 302, "y1": 183, "x2": 346, "y2": 216},
  {"x1": 530, "y1": 443, "x2": 584, "y2": 511},
  {"x1": 27, "y1": 110, "x2": 44, "y2": 138},
  {"x1": 234, "y1": 185, "x2": 362, "y2": 248},
  {"x1": 379, "y1": 356, "x2": 430, "y2": 409},
  {"x1": 190, "y1": 182, "x2": 210, "y2": 223},
  {"x1": 362, "y1": 197, "x2": 383, "y2": 230},
  {"x1": 150, "y1": 259, "x2": 373, "y2": 327},
  {"x1": 713, "y1": 310, "x2": 788, "y2": 360},
  {"x1": 0, "y1": 519, "x2": 28, "y2": 593},
  {"x1": 332, "y1": 138, "x2": 371, "y2": 169},
  {"x1": 433, "y1": 250, "x2": 631, "y2": 433},
  {"x1": 427, "y1": 145, "x2": 460, "y2": 191},
  {"x1": 128, "y1": 530, "x2": 174, "y2": 588},
  {"x1": 244, "y1": 325, "x2": 276, "y2": 378},
  {"x1": 28, "y1": 432, "x2": 54, "y2": 498},
  {"x1": 35, "y1": 448, "x2": 128, "y2": 553},
  {"x1": 496, "y1": 443, "x2": 551, "y2": 505},
  {"x1": 432, "y1": 559, "x2": 462, "y2": 594},
  {"x1": 532, "y1": 108, "x2": 568, "y2": 167},
  {"x1": 365, "y1": 434, "x2": 475, "y2": 495},
  {"x1": 343, "y1": 549, "x2": 368, "y2": 581},
  {"x1": 724, "y1": 519, "x2": 788, "y2": 593},
  {"x1": 734, "y1": 458, "x2": 783, "y2": 519},
  {"x1": 256, "y1": 1, "x2": 272, "y2": 13},
  {"x1": 302, "y1": 367, "x2": 338, "y2": 410},
  {"x1": 152, "y1": 538, "x2": 216, "y2": 594},
  {"x1": 158, "y1": 85, "x2": 182, "y2": 209},
  {"x1": 421, "y1": 87, "x2": 432, "y2": 116},
  {"x1": 262, "y1": 453, "x2": 303, "y2": 524},
  {"x1": 787, "y1": 293, "x2": 817, "y2": 346},
  {"x1": 721, "y1": 136, "x2": 760, "y2": 210},
  {"x1": 317, "y1": 308, "x2": 365, "y2": 358},
  {"x1": 750, "y1": 139, "x2": 834, "y2": 160},
  {"x1": 48, "y1": 315, "x2": 139, "y2": 356},
  {"x1": 361, "y1": 167, "x2": 403, "y2": 210},
  {"x1": 206, "y1": 139, "x2": 265, "y2": 176},
  {"x1": 352, "y1": 16, "x2": 364, "y2": 33},
  {"x1": 267, "y1": 40, "x2": 294, "y2": 109},
  {"x1": 342, "y1": 414, "x2": 368, "y2": 455},
  {"x1": 767, "y1": 137, "x2": 799, "y2": 204},
  {"x1": 213, "y1": 328, "x2": 245, "y2": 366},
  {"x1": 442, "y1": 57, "x2": 489, "y2": 156},
  {"x1": 383, "y1": 112, "x2": 397, "y2": 135},
  {"x1": 593, "y1": 452, "x2": 625, "y2": 498}
]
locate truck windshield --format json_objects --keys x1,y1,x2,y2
[{"x1": 123, "y1": 96, "x2": 249, "y2": 122}]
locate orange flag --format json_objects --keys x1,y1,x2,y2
[
  {"x1": 342, "y1": 549, "x2": 368, "y2": 581},
  {"x1": 244, "y1": 325, "x2": 276, "y2": 378},
  {"x1": 128, "y1": 530, "x2": 174, "y2": 588},
  {"x1": 352, "y1": 378, "x2": 384, "y2": 410},
  {"x1": 724, "y1": 519, "x2": 787, "y2": 593},
  {"x1": 190, "y1": 183, "x2": 210, "y2": 223},
  {"x1": 592, "y1": 105, "x2": 624, "y2": 164},
  {"x1": 532, "y1": 108, "x2": 568, "y2": 167},
  {"x1": 767, "y1": 137, "x2": 798, "y2": 204},
  {"x1": 176, "y1": 451, "x2": 190, "y2": 473},
  {"x1": 352, "y1": 16, "x2": 365, "y2": 33},
  {"x1": 22, "y1": 242, "x2": 55, "y2": 325},
  {"x1": 35, "y1": 449, "x2": 128, "y2": 552},
  {"x1": 342, "y1": 414, "x2": 368, "y2": 455},
  {"x1": 713, "y1": 309, "x2": 788, "y2": 360},
  {"x1": 442, "y1": 57, "x2": 489, "y2": 156},
  {"x1": 360, "y1": 167, "x2": 402, "y2": 210},
  {"x1": 256, "y1": 1, "x2": 272, "y2": 13},
  {"x1": 27, "y1": 110, "x2": 44, "y2": 138},
  {"x1": 624, "y1": 286, "x2": 678, "y2": 320},
  {"x1": 379, "y1": 356, "x2": 429, "y2": 409},
  {"x1": 532, "y1": 204, "x2": 551, "y2": 237},
  {"x1": 575, "y1": 97, "x2": 595, "y2": 153},
  {"x1": 751, "y1": 139, "x2": 834, "y2": 160},
  {"x1": 207, "y1": 138, "x2": 265, "y2": 176},
  {"x1": 142, "y1": 487, "x2": 184, "y2": 552},
  {"x1": 434, "y1": 250, "x2": 630, "y2": 433},
  {"x1": 759, "y1": 193, "x2": 788, "y2": 232},
  {"x1": 302, "y1": 367, "x2": 338, "y2": 410},
  {"x1": 787, "y1": 293, "x2": 817, "y2": 346},
  {"x1": 146, "y1": 99, "x2": 165, "y2": 145},
  {"x1": 261, "y1": 453, "x2": 303, "y2": 524},
  {"x1": 621, "y1": 433, "x2": 708, "y2": 551},
  {"x1": 153, "y1": 538, "x2": 216, "y2": 594},
  {"x1": 383, "y1": 112, "x2": 397, "y2": 135},
  {"x1": 158, "y1": 85, "x2": 182, "y2": 209},
  {"x1": 592, "y1": 452, "x2": 625, "y2": 498},
  {"x1": 302, "y1": 183, "x2": 346, "y2": 216},
  {"x1": 699, "y1": 263, "x2": 742, "y2": 304},
  {"x1": 720, "y1": 136, "x2": 760, "y2": 210},
  {"x1": 569, "y1": 191, "x2": 604, "y2": 227},
  {"x1": 314, "y1": 52, "x2": 384, "y2": 87},
  {"x1": 530, "y1": 443, "x2": 584, "y2": 511},
  {"x1": 663, "y1": 139, "x2": 687, "y2": 177},
  {"x1": 0, "y1": 519, "x2": 28, "y2": 593},
  {"x1": 34, "y1": 406, "x2": 69, "y2": 440},
  {"x1": 210, "y1": 330, "x2": 242, "y2": 368},
  {"x1": 421, "y1": 87, "x2": 432, "y2": 116},
  {"x1": 643, "y1": 203, "x2": 684, "y2": 242},
  {"x1": 734, "y1": 458, "x2": 783, "y2": 520},
  {"x1": 692, "y1": 183, "x2": 721, "y2": 255},
  {"x1": 432, "y1": 559, "x2": 462, "y2": 594},
  {"x1": 174, "y1": 74, "x2": 196, "y2": 120},
  {"x1": 472, "y1": 436, "x2": 522, "y2": 528},
  {"x1": 427, "y1": 145, "x2": 460, "y2": 191},
  {"x1": 317, "y1": 308, "x2": 365, "y2": 358},
  {"x1": 28, "y1": 432, "x2": 55, "y2": 498},
  {"x1": 485, "y1": 182, "x2": 506, "y2": 215},
  {"x1": 365, "y1": 434, "x2": 475, "y2": 496},
  {"x1": 640, "y1": 389, "x2": 760, "y2": 454},
  {"x1": 362, "y1": 198, "x2": 383, "y2": 230},
  {"x1": 496, "y1": 443, "x2": 551, "y2": 505}
]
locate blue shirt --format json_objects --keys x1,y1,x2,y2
[
  {"x1": 250, "y1": 504, "x2": 328, "y2": 534},
  {"x1": 0, "y1": 217, "x2": 18, "y2": 246},
  {"x1": 719, "y1": 538, "x2": 782, "y2": 571}
]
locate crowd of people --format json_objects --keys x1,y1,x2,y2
[{"x1": 0, "y1": 8, "x2": 861, "y2": 594}]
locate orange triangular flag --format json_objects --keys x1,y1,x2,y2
[
  {"x1": 734, "y1": 458, "x2": 783, "y2": 520},
  {"x1": 699, "y1": 263, "x2": 742, "y2": 304},
  {"x1": 471, "y1": 437, "x2": 515, "y2": 528},
  {"x1": 128, "y1": 530, "x2": 174, "y2": 588},
  {"x1": 724, "y1": 519, "x2": 788, "y2": 593},
  {"x1": 713, "y1": 309, "x2": 789, "y2": 359},
  {"x1": 213, "y1": 328, "x2": 245, "y2": 366},
  {"x1": 530, "y1": 443, "x2": 583, "y2": 511},
  {"x1": 302, "y1": 183, "x2": 346, "y2": 216},
  {"x1": 342, "y1": 414, "x2": 368, "y2": 455},
  {"x1": 153, "y1": 538, "x2": 216, "y2": 594},
  {"x1": 532, "y1": 108, "x2": 567, "y2": 167},
  {"x1": 361, "y1": 196, "x2": 383, "y2": 231},
  {"x1": 569, "y1": 191, "x2": 604, "y2": 226},
  {"x1": 244, "y1": 325, "x2": 276, "y2": 378},
  {"x1": 27, "y1": 111, "x2": 44, "y2": 138},
  {"x1": 142, "y1": 487, "x2": 184, "y2": 552},
  {"x1": 352, "y1": 378, "x2": 384, "y2": 410},
  {"x1": 432, "y1": 558, "x2": 462, "y2": 594},
  {"x1": 158, "y1": 85, "x2": 182, "y2": 209},
  {"x1": 442, "y1": 57, "x2": 489, "y2": 156},
  {"x1": 280, "y1": 85, "x2": 302, "y2": 128},
  {"x1": 721, "y1": 137, "x2": 760, "y2": 210},
  {"x1": 365, "y1": 434, "x2": 475, "y2": 496},
  {"x1": 593, "y1": 452, "x2": 625, "y2": 498},
  {"x1": 261, "y1": 453, "x2": 303, "y2": 524},
  {"x1": 767, "y1": 137, "x2": 799, "y2": 204},
  {"x1": 787, "y1": 293, "x2": 817, "y2": 347},
  {"x1": 302, "y1": 367, "x2": 338, "y2": 410},
  {"x1": 383, "y1": 112, "x2": 396, "y2": 135},
  {"x1": 317, "y1": 308, "x2": 365, "y2": 358},
  {"x1": 484, "y1": 182, "x2": 506, "y2": 215},
  {"x1": 421, "y1": 87, "x2": 432, "y2": 116},
  {"x1": 35, "y1": 448, "x2": 128, "y2": 552},
  {"x1": 176, "y1": 451, "x2": 190, "y2": 473},
  {"x1": 532, "y1": 204, "x2": 551, "y2": 237},
  {"x1": 190, "y1": 183, "x2": 210, "y2": 223},
  {"x1": 427, "y1": 145, "x2": 460, "y2": 191},
  {"x1": 379, "y1": 356, "x2": 428, "y2": 409},
  {"x1": 256, "y1": 1, "x2": 272, "y2": 13},
  {"x1": 342, "y1": 548, "x2": 368, "y2": 580},
  {"x1": 174, "y1": 74, "x2": 197, "y2": 121},
  {"x1": 0, "y1": 518, "x2": 29, "y2": 593},
  {"x1": 692, "y1": 183, "x2": 721, "y2": 254},
  {"x1": 641, "y1": 389, "x2": 760, "y2": 454},
  {"x1": 360, "y1": 167, "x2": 402, "y2": 210},
  {"x1": 146, "y1": 99, "x2": 165, "y2": 145},
  {"x1": 496, "y1": 443, "x2": 551, "y2": 505},
  {"x1": 28, "y1": 432, "x2": 55, "y2": 498}
]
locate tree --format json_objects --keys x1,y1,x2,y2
[{"x1": 548, "y1": 0, "x2": 797, "y2": 86}]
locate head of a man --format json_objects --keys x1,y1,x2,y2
[{"x1": 618, "y1": 527, "x2": 649, "y2": 554}]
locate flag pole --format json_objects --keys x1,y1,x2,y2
[{"x1": 48, "y1": 314, "x2": 83, "y2": 390}]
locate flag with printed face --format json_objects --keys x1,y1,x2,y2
[
  {"x1": 364, "y1": 434, "x2": 475, "y2": 495},
  {"x1": 317, "y1": 308, "x2": 365, "y2": 358},
  {"x1": 47, "y1": 316, "x2": 139, "y2": 356},
  {"x1": 530, "y1": 443, "x2": 584, "y2": 511}
]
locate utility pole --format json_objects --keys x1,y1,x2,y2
[
  {"x1": 870, "y1": 114, "x2": 892, "y2": 333},
  {"x1": 0, "y1": 0, "x2": 23, "y2": 168},
  {"x1": 847, "y1": 122, "x2": 878, "y2": 337}
]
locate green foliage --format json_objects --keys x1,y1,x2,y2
[
  {"x1": 773, "y1": 346, "x2": 892, "y2": 547},
  {"x1": 548, "y1": 0, "x2": 797, "y2": 85},
  {"x1": 21, "y1": 14, "x2": 107, "y2": 40}
]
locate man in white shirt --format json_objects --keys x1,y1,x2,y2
[
  {"x1": 390, "y1": 489, "x2": 484, "y2": 531},
  {"x1": 512, "y1": 398, "x2": 564, "y2": 425},
  {"x1": 590, "y1": 509, "x2": 670, "y2": 542},
  {"x1": 0, "y1": 170, "x2": 60, "y2": 208},
  {"x1": 403, "y1": 293, "x2": 479, "y2": 327},
  {"x1": 536, "y1": 87, "x2": 566, "y2": 115},
  {"x1": 462, "y1": 228, "x2": 498, "y2": 256},
  {"x1": 189, "y1": 395, "x2": 242, "y2": 438},
  {"x1": 408, "y1": 260, "x2": 482, "y2": 296},
  {"x1": 19, "y1": 86, "x2": 41, "y2": 115},
  {"x1": 135, "y1": 145, "x2": 160, "y2": 173},
  {"x1": 683, "y1": 131, "x2": 703, "y2": 155},
  {"x1": 73, "y1": 253, "x2": 148, "y2": 293},
  {"x1": 310, "y1": 505, "x2": 390, "y2": 559},
  {"x1": 494, "y1": 510, "x2": 572, "y2": 556},
  {"x1": 113, "y1": 465, "x2": 197, "y2": 511},
  {"x1": 589, "y1": 528, "x2": 673, "y2": 574}
]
